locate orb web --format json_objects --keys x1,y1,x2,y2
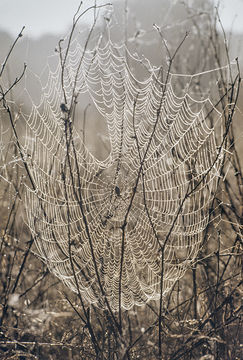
[{"x1": 20, "y1": 35, "x2": 226, "y2": 310}]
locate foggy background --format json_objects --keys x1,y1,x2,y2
[
  {"x1": 1, "y1": 0, "x2": 243, "y2": 38},
  {"x1": 1, "y1": 0, "x2": 243, "y2": 71},
  {"x1": 1, "y1": 0, "x2": 242, "y2": 158}
]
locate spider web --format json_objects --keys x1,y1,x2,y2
[{"x1": 20, "y1": 34, "x2": 226, "y2": 311}]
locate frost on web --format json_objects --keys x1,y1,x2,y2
[{"x1": 21, "y1": 35, "x2": 225, "y2": 311}]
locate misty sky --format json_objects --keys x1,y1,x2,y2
[
  {"x1": 1, "y1": 0, "x2": 243, "y2": 38},
  {"x1": 0, "y1": 0, "x2": 109, "y2": 38}
]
